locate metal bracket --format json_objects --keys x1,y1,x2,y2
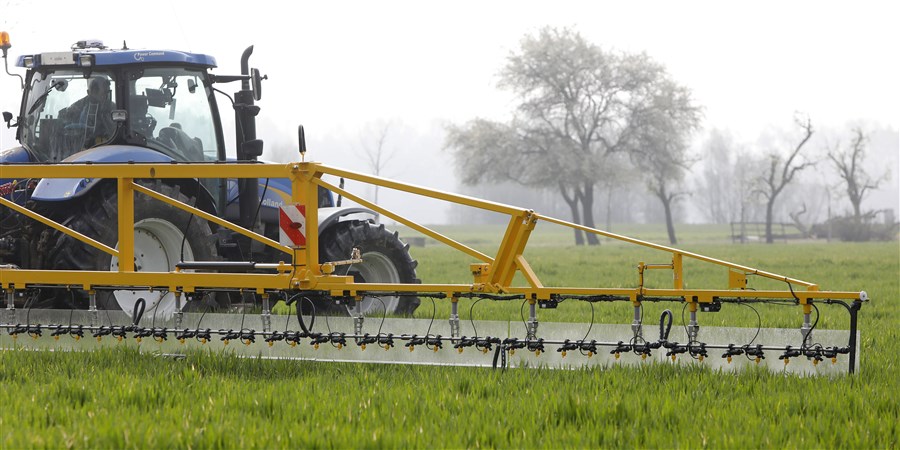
[
  {"x1": 330, "y1": 248, "x2": 363, "y2": 267},
  {"x1": 449, "y1": 300, "x2": 460, "y2": 338},
  {"x1": 526, "y1": 301, "x2": 538, "y2": 340},
  {"x1": 321, "y1": 248, "x2": 363, "y2": 275},
  {"x1": 353, "y1": 297, "x2": 364, "y2": 335},
  {"x1": 631, "y1": 305, "x2": 643, "y2": 341},
  {"x1": 687, "y1": 310, "x2": 700, "y2": 343},
  {"x1": 261, "y1": 294, "x2": 271, "y2": 333},
  {"x1": 354, "y1": 316, "x2": 364, "y2": 336},
  {"x1": 88, "y1": 290, "x2": 99, "y2": 327},
  {"x1": 801, "y1": 312, "x2": 812, "y2": 347},
  {"x1": 173, "y1": 292, "x2": 183, "y2": 329},
  {"x1": 5, "y1": 289, "x2": 15, "y2": 325}
]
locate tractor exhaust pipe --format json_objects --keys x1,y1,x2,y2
[{"x1": 235, "y1": 45, "x2": 261, "y2": 230}]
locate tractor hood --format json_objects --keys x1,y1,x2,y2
[
  {"x1": 0, "y1": 145, "x2": 33, "y2": 164},
  {"x1": 30, "y1": 145, "x2": 174, "y2": 201},
  {"x1": 0, "y1": 146, "x2": 34, "y2": 199}
]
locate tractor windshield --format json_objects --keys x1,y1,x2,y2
[
  {"x1": 127, "y1": 67, "x2": 220, "y2": 161},
  {"x1": 16, "y1": 66, "x2": 220, "y2": 163},
  {"x1": 19, "y1": 70, "x2": 118, "y2": 162}
]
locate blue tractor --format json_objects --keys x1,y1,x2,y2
[{"x1": 0, "y1": 34, "x2": 420, "y2": 316}]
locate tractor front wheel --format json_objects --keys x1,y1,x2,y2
[{"x1": 318, "y1": 221, "x2": 421, "y2": 316}]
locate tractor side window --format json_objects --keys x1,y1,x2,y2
[
  {"x1": 130, "y1": 68, "x2": 218, "y2": 161},
  {"x1": 20, "y1": 71, "x2": 116, "y2": 162}
]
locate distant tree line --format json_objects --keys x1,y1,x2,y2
[{"x1": 445, "y1": 26, "x2": 897, "y2": 244}]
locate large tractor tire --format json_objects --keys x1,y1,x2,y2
[
  {"x1": 318, "y1": 221, "x2": 421, "y2": 316},
  {"x1": 43, "y1": 181, "x2": 221, "y2": 316}
]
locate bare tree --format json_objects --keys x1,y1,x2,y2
[
  {"x1": 788, "y1": 203, "x2": 811, "y2": 238},
  {"x1": 447, "y1": 27, "x2": 685, "y2": 245},
  {"x1": 598, "y1": 152, "x2": 634, "y2": 233},
  {"x1": 756, "y1": 116, "x2": 816, "y2": 243},
  {"x1": 828, "y1": 128, "x2": 885, "y2": 219},
  {"x1": 695, "y1": 129, "x2": 742, "y2": 224},
  {"x1": 628, "y1": 79, "x2": 702, "y2": 244},
  {"x1": 358, "y1": 121, "x2": 399, "y2": 204},
  {"x1": 447, "y1": 118, "x2": 594, "y2": 244}
]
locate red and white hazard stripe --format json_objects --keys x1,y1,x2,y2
[{"x1": 279, "y1": 204, "x2": 306, "y2": 247}]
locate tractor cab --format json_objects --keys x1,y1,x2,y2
[{"x1": 10, "y1": 40, "x2": 225, "y2": 164}]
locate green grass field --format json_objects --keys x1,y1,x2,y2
[{"x1": 2, "y1": 224, "x2": 898, "y2": 448}]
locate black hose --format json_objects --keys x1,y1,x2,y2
[
  {"x1": 248, "y1": 177, "x2": 270, "y2": 261},
  {"x1": 287, "y1": 294, "x2": 315, "y2": 335},
  {"x1": 659, "y1": 309, "x2": 673, "y2": 341},
  {"x1": 132, "y1": 298, "x2": 146, "y2": 326},
  {"x1": 492, "y1": 345, "x2": 507, "y2": 370}
]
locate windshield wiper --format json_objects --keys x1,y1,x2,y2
[{"x1": 27, "y1": 80, "x2": 66, "y2": 115}]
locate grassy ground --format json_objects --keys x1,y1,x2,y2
[{"x1": 2, "y1": 224, "x2": 898, "y2": 448}]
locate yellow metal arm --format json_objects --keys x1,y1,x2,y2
[
  {"x1": 314, "y1": 178, "x2": 492, "y2": 263},
  {"x1": 132, "y1": 183, "x2": 292, "y2": 256},
  {"x1": 0, "y1": 196, "x2": 118, "y2": 257},
  {"x1": 0, "y1": 161, "x2": 862, "y2": 303},
  {"x1": 536, "y1": 213, "x2": 817, "y2": 288}
]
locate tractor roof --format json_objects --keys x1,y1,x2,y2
[{"x1": 16, "y1": 41, "x2": 217, "y2": 69}]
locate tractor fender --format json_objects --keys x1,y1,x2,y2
[
  {"x1": 31, "y1": 145, "x2": 173, "y2": 201},
  {"x1": 317, "y1": 206, "x2": 379, "y2": 233}
]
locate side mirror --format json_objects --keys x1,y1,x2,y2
[
  {"x1": 145, "y1": 88, "x2": 171, "y2": 107},
  {"x1": 241, "y1": 138, "x2": 264, "y2": 158},
  {"x1": 251, "y1": 68, "x2": 266, "y2": 101},
  {"x1": 2, "y1": 111, "x2": 13, "y2": 128}
]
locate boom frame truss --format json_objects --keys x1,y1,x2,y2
[{"x1": 0, "y1": 161, "x2": 867, "y2": 372}]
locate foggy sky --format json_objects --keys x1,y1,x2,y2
[{"x1": 2, "y1": 1, "x2": 897, "y2": 225}]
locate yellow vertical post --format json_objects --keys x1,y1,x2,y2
[
  {"x1": 289, "y1": 164, "x2": 305, "y2": 272},
  {"x1": 117, "y1": 178, "x2": 135, "y2": 272},
  {"x1": 673, "y1": 253, "x2": 684, "y2": 290},
  {"x1": 291, "y1": 162, "x2": 319, "y2": 276}
]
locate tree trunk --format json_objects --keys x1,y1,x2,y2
[
  {"x1": 655, "y1": 183, "x2": 678, "y2": 245},
  {"x1": 662, "y1": 197, "x2": 677, "y2": 245},
  {"x1": 765, "y1": 198, "x2": 775, "y2": 244},
  {"x1": 605, "y1": 186, "x2": 613, "y2": 232},
  {"x1": 788, "y1": 204, "x2": 809, "y2": 238},
  {"x1": 559, "y1": 183, "x2": 584, "y2": 245},
  {"x1": 568, "y1": 201, "x2": 584, "y2": 245},
  {"x1": 580, "y1": 181, "x2": 600, "y2": 245},
  {"x1": 851, "y1": 195, "x2": 862, "y2": 220}
]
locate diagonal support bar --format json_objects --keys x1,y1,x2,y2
[
  {"x1": 315, "y1": 178, "x2": 493, "y2": 263},
  {"x1": 319, "y1": 164, "x2": 527, "y2": 216},
  {"x1": 535, "y1": 213, "x2": 816, "y2": 288},
  {"x1": 0, "y1": 196, "x2": 118, "y2": 257},
  {"x1": 489, "y1": 211, "x2": 537, "y2": 289},
  {"x1": 131, "y1": 183, "x2": 292, "y2": 256}
]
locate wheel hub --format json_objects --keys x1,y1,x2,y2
[
  {"x1": 110, "y1": 218, "x2": 194, "y2": 318},
  {"x1": 347, "y1": 251, "x2": 401, "y2": 315}
]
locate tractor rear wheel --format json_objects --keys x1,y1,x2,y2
[
  {"x1": 318, "y1": 221, "x2": 420, "y2": 316},
  {"x1": 44, "y1": 181, "x2": 222, "y2": 316}
]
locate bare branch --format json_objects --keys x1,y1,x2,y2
[
  {"x1": 755, "y1": 116, "x2": 816, "y2": 243},
  {"x1": 827, "y1": 127, "x2": 882, "y2": 218}
]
